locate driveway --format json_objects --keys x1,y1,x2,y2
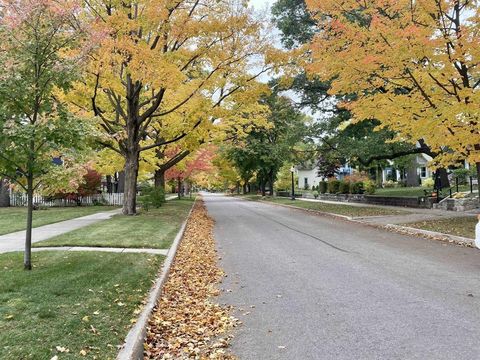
[{"x1": 205, "y1": 194, "x2": 480, "y2": 360}]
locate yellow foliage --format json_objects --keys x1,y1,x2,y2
[{"x1": 306, "y1": 0, "x2": 480, "y2": 166}]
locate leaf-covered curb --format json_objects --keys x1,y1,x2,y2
[{"x1": 144, "y1": 200, "x2": 238, "y2": 359}]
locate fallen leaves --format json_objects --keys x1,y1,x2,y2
[{"x1": 144, "y1": 200, "x2": 239, "y2": 359}]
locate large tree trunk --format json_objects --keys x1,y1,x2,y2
[
  {"x1": 268, "y1": 170, "x2": 274, "y2": 196},
  {"x1": 0, "y1": 178, "x2": 10, "y2": 207},
  {"x1": 177, "y1": 177, "x2": 182, "y2": 199},
  {"x1": 260, "y1": 179, "x2": 266, "y2": 197},
  {"x1": 154, "y1": 168, "x2": 165, "y2": 190},
  {"x1": 154, "y1": 149, "x2": 190, "y2": 190},
  {"x1": 106, "y1": 175, "x2": 113, "y2": 194},
  {"x1": 122, "y1": 151, "x2": 139, "y2": 215},
  {"x1": 436, "y1": 168, "x2": 450, "y2": 189}
]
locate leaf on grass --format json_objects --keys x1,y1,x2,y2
[{"x1": 55, "y1": 346, "x2": 69, "y2": 353}]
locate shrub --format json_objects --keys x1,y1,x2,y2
[
  {"x1": 452, "y1": 168, "x2": 473, "y2": 185},
  {"x1": 344, "y1": 172, "x2": 370, "y2": 183},
  {"x1": 327, "y1": 179, "x2": 340, "y2": 194},
  {"x1": 138, "y1": 185, "x2": 166, "y2": 211},
  {"x1": 421, "y1": 178, "x2": 434, "y2": 188},
  {"x1": 364, "y1": 180, "x2": 376, "y2": 194},
  {"x1": 338, "y1": 181, "x2": 350, "y2": 194},
  {"x1": 313, "y1": 190, "x2": 319, "y2": 199},
  {"x1": 383, "y1": 180, "x2": 397, "y2": 188},
  {"x1": 350, "y1": 181, "x2": 364, "y2": 194},
  {"x1": 319, "y1": 181, "x2": 327, "y2": 194}
]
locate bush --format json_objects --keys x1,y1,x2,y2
[
  {"x1": 364, "y1": 180, "x2": 376, "y2": 194},
  {"x1": 138, "y1": 185, "x2": 166, "y2": 211},
  {"x1": 421, "y1": 178, "x2": 434, "y2": 188},
  {"x1": 313, "y1": 190, "x2": 319, "y2": 199},
  {"x1": 327, "y1": 179, "x2": 340, "y2": 194},
  {"x1": 344, "y1": 172, "x2": 370, "y2": 183},
  {"x1": 453, "y1": 168, "x2": 473, "y2": 185},
  {"x1": 383, "y1": 180, "x2": 397, "y2": 188},
  {"x1": 338, "y1": 181, "x2": 350, "y2": 194},
  {"x1": 319, "y1": 181, "x2": 327, "y2": 194},
  {"x1": 350, "y1": 181, "x2": 364, "y2": 194}
]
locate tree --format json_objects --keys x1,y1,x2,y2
[
  {"x1": 0, "y1": 178, "x2": 9, "y2": 207},
  {"x1": 165, "y1": 146, "x2": 215, "y2": 197},
  {"x1": 71, "y1": 0, "x2": 273, "y2": 215},
  {"x1": 227, "y1": 92, "x2": 308, "y2": 196},
  {"x1": 53, "y1": 167, "x2": 102, "y2": 205},
  {"x1": 306, "y1": 0, "x2": 480, "y2": 179},
  {"x1": 0, "y1": 0, "x2": 90, "y2": 270}
]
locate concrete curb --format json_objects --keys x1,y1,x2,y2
[
  {"x1": 384, "y1": 224, "x2": 475, "y2": 248},
  {"x1": 116, "y1": 200, "x2": 196, "y2": 360}
]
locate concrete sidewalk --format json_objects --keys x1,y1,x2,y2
[
  {"x1": 0, "y1": 209, "x2": 121, "y2": 254},
  {"x1": 0, "y1": 195, "x2": 183, "y2": 254}
]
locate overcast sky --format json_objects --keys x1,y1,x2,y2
[{"x1": 250, "y1": 0, "x2": 272, "y2": 11}]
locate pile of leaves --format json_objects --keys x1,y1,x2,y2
[{"x1": 144, "y1": 201, "x2": 239, "y2": 359}]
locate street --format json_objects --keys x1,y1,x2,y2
[{"x1": 205, "y1": 194, "x2": 480, "y2": 360}]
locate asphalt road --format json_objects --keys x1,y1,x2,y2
[{"x1": 204, "y1": 194, "x2": 480, "y2": 360}]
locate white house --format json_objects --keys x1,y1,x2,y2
[{"x1": 296, "y1": 164, "x2": 354, "y2": 189}]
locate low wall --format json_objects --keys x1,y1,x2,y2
[
  {"x1": 296, "y1": 193, "x2": 433, "y2": 209},
  {"x1": 434, "y1": 197, "x2": 479, "y2": 211}
]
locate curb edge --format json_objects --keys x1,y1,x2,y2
[{"x1": 116, "y1": 199, "x2": 196, "y2": 360}]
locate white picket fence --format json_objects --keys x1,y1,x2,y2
[{"x1": 9, "y1": 192, "x2": 124, "y2": 207}]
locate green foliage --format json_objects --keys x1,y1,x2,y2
[
  {"x1": 226, "y1": 91, "x2": 308, "y2": 192},
  {"x1": 313, "y1": 190, "x2": 319, "y2": 199},
  {"x1": 338, "y1": 181, "x2": 350, "y2": 194},
  {"x1": 319, "y1": 181, "x2": 327, "y2": 194},
  {"x1": 327, "y1": 179, "x2": 340, "y2": 194},
  {"x1": 271, "y1": 0, "x2": 316, "y2": 49},
  {"x1": 364, "y1": 180, "x2": 376, "y2": 195},
  {"x1": 452, "y1": 168, "x2": 475, "y2": 185},
  {"x1": 0, "y1": 3, "x2": 92, "y2": 196},
  {"x1": 138, "y1": 185, "x2": 166, "y2": 211},
  {"x1": 350, "y1": 182, "x2": 364, "y2": 194}
]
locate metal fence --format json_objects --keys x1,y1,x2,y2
[{"x1": 9, "y1": 192, "x2": 124, "y2": 207}]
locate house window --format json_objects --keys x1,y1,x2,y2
[
  {"x1": 304, "y1": 177, "x2": 308, "y2": 188},
  {"x1": 420, "y1": 167, "x2": 427, "y2": 178}
]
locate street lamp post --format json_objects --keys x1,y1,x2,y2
[{"x1": 290, "y1": 166, "x2": 295, "y2": 200}]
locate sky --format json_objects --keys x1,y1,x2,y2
[{"x1": 250, "y1": 0, "x2": 273, "y2": 11}]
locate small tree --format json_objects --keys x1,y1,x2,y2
[{"x1": 0, "y1": 0, "x2": 89, "y2": 270}]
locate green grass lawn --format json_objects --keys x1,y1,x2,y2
[
  {"x1": 33, "y1": 199, "x2": 194, "y2": 249},
  {"x1": 244, "y1": 195, "x2": 407, "y2": 217},
  {"x1": 403, "y1": 216, "x2": 477, "y2": 239},
  {"x1": 0, "y1": 206, "x2": 118, "y2": 236},
  {"x1": 0, "y1": 251, "x2": 163, "y2": 359}
]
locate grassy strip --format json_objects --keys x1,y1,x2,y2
[
  {"x1": 145, "y1": 200, "x2": 238, "y2": 359},
  {"x1": 402, "y1": 216, "x2": 476, "y2": 239},
  {"x1": 242, "y1": 195, "x2": 407, "y2": 217},
  {"x1": 0, "y1": 251, "x2": 163, "y2": 359},
  {"x1": 33, "y1": 199, "x2": 194, "y2": 249},
  {"x1": 0, "y1": 206, "x2": 118, "y2": 236}
]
